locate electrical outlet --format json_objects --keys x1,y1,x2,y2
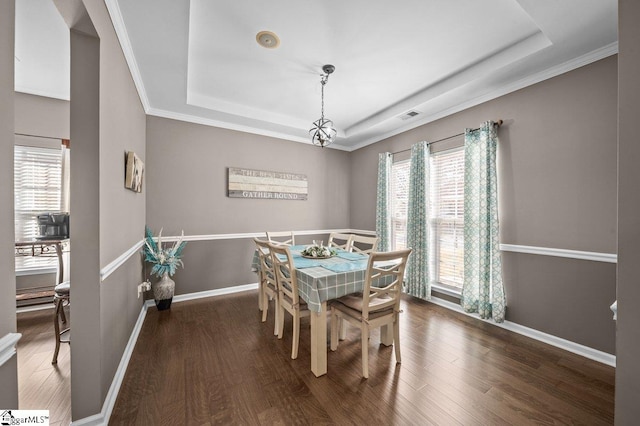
[{"x1": 137, "y1": 281, "x2": 151, "y2": 298}]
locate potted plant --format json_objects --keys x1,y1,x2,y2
[{"x1": 143, "y1": 226, "x2": 187, "y2": 310}]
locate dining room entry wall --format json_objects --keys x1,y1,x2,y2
[{"x1": 145, "y1": 115, "x2": 351, "y2": 295}]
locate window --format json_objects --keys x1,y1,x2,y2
[
  {"x1": 390, "y1": 160, "x2": 410, "y2": 250},
  {"x1": 429, "y1": 147, "x2": 465, "y2": 290},
  {"x1": 390, "y1": 147, "x2": 465, "y2": 292},
  {"x1": 14, "y1": 143, "x2": 63, "y2": 271}
]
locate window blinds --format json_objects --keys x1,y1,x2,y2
[
  {"x1": 390, "y1": 160, "x2": 410, "y2": 250},
  {"x1": 429, "y1": 147, "x2": 465, "y2": 289},
  {"x1": 14, "y1": 144, "x2": 63, "y2": 270}
]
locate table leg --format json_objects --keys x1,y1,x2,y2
[
  {"x1": 380, "y1": 324, "x2": 393, "y2": 346},
  {"x1": 310, "y1": 301, "x2": 327, "y2": 377}
]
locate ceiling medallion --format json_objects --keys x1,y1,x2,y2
[
  {"x1": 309, "y1": 64, "x2": 337, "y2": 148},
  {"x1": 256, "y1": 31, "x2": 280, "y2": 49}
]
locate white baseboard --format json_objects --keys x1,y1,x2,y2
[
  {"x1": 428, "y1": 296, "x2": 616, "y2": 367},
  {"x1": 71, "y1": 300, "x2": 150, "y2": 426},
  {"x1": 173, "y1": 283, "x2": 259, "y2": 303},
  {"x1": 71, "y1": 282, "x2": 259, "y2": 425},
  {"x1": 16, "y1": 303, "x2": 54, "y2": 314}
]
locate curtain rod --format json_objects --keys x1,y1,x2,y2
[{"x1": 391, "y1": 119, "x2": 503, "y2": 156}]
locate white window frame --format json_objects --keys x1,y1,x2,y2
[
  {"x1": 429, "y1": 146, "x2": 465, "y2": 294},
  {"x1": 14, "y1": 138, "x2": 64, "y2": 273}
]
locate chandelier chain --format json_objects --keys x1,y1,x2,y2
[{"x1": 309, "y1": 64, "x2": 336, "y2": 148}]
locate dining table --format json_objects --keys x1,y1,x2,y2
[
  {"x1": 252, "y1": 244, "x2": 394, "y2": 377},
  {"x1": 15, "y1": 238, "x2": 69, "y2": 285}
]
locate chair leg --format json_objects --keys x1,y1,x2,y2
[
  {"x1": 339, "y1": 317, "x2": 347, "y2": 340},
  {"x1": 261, "y1": 290, "x2": 269, "y2": 322},
  {"x1": 277, "y1": 303, "x2": 285, "y2": 339},
  {"x1": 59, "y1": 300, "x2": 67, "y2": 324},
  {"x1": 394, "y1": 315, "x2": 401, "y2": 364},
  {"x1": 258, "y1": 281, "x2": 264, "y2": 311},
  {"x1": 291, "y1": 311, "x2": 300, "y2": 359},
  {"x1": 52, "y1": 298, "x2": 62, "y2": 364},
  {"x1": 272, "y1": 297, "x2": 279, "y2": 336},
  {"x1": 361, "y1": 322, "x2": 369, "y2": 379},
  {"x1": 330, "y1": 309, "x2": 339, "y2": 351}
]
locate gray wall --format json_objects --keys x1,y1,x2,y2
[
  {"x1": 145, "y1": 116, "x2": 351, "y2": 295},
  {"x1": 349, "y1": 56, "x2": 618, "y2": 354},
  {"x1": 68, "y1": 22, "x2": 102, "y2": 420},
  {"x1": 84, "y1": 0, "x2": 147, "y2": 418},
  {"x1": 0, "y1": 0, "x2": 18, "y2": 409},
  {"x1": 50, "y1": 0, "x2": 147, "y2": 420},
  {"x1": 616, "y1": 0, "x2": 640, "y2": 422},
  {"x1": 15, "y1": 92, "x2": 69, "y2": 139}
]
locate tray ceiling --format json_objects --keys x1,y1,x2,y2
[{"x1": 15, "y1": 0, "x2": 617, "y2": 150}]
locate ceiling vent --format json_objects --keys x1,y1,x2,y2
[{"x1": 398, "y1": 110, "x2": 421, "y2": 120}]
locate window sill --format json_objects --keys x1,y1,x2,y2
[{"x1": 431, "y1": 283, "x2": 461, "y2": 299}]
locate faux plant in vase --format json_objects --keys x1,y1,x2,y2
[
  {"x1": 300, "y1": 244, "x2": 337, "y2": 259},
  {"x1": 143, "y1": 226, "x2": 187, "y2": 310}
]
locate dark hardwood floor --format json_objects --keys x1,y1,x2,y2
[
  {"x1": 110, "y1": 291, "x2": 614, "y2": 425},
  {"x1": 16, "y1": 306, "x2": 71, "y2": 426}
]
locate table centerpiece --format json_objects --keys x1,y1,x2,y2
[{"x1": 301, "y1": 244, "x2": 337, "y2": 259}]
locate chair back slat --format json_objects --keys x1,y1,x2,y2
[
  {"x1": 328, "y1": 232, "x2": 353, "y2": 250},
  {"x1": 254, "y1": 238, "x2": 277, "y2": 290},
  {"x1": 269, "y1": 243, "x2": 301, "y2": 306},
  {"x1": 266, "y1": 231, "x2": 295, "y2": 246},
  {"x1": 362, "y1": 249, "x2": 412, "y2": 318},
  {"x1": 350, "y1": 235, "x2": 379, "y2": 254}
]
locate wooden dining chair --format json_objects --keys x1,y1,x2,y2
[
  {"x1": 266, "y1": 231, "x2": 295, "y2": 246},
  {"x1": 269, "y1": 242, "x2": 310, "y2": 359},
  {"x1": 330, "y1": 248, "x2": 412, "y2": 378},
  {"x1": 328, "y1": 232, "x2": 353, "y2": 250},
  {"x1": 253, "y1": 238, "x2": 279, "y2": 335},
  {"x1": 349, "y1": 234, "x2": 379, "y2": 254}
]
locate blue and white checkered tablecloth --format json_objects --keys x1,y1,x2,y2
[{"x1": 251, "y1": 245, "x2": 374, "y2": 312}]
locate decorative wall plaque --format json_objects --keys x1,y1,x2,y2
[{"x1": 228, "y1": 167, "x2": 308, "y2": 200}]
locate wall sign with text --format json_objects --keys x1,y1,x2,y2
[{"x1": 227, "y1": 167, "x2": 308, "y2": 200}]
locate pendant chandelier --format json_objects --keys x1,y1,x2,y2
[{"x1": 309, "y1": 64, "x2": 337, "y2": 148}]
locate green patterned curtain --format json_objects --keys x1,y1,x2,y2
[
  {"x1": 461, "y1": 121, "x2": 506, "y2": 322},
  {"x1": 405, "y1": 141, "x2": 430, "y2": 299},
  {"x1": 376, "y1": 152, "x2": 392, "y2": 252}
]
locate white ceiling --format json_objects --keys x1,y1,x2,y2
[{"x1": 16, "y1": 0, "x2": 617, "y2": 151}]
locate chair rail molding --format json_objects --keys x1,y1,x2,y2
[
  {"x1": 99, "y1": 229, "x2": 376, "y2": 283},
  {"x1": 100, "y1": 240, "x2": 144, "y2": 282},
  {"x1": 99, "y1": 232, "x2": 617, "y2": 284},
  {"x1": 0, "y1": 333, "x2": 22, "y2": 367},
  {"x1": 500, "y1": 244, "x2": 617, "y2": 263}
]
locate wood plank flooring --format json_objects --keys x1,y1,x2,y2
[
  {"x1": 16, "y1": 307, "x2": 71, "y2": 426},
  {"x1": 110, "y1": 291, "x2": 614, "y2": 425}
]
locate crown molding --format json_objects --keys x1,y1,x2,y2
[
  {"x1": 147, "y1": 107, "x2": 352, "y2": 151},
  {"x1": 104, "y1": 0, "x2": 151, "y2": 112},
  {"x1": 347, "y1": 42, "x2": 619, "y2": 152}
]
